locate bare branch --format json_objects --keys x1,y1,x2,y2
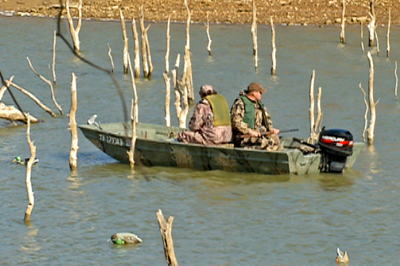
[{"x1": 27, "y1": 57, "x2": 63, "y2": 115}]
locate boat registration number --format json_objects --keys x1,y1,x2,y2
[{"x1": 99, "y1": 134, "x2": 128, "y2": 147}]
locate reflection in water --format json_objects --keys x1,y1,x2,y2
[
  {"x1": 317, "y1": 172, "x2": 356, "y2": 191},
  {"x1": 67, "y1": 170, "x2": 82, "y2": 190},
  {"x1": 21, "y1": 223, "x2": 40, "y2": 253}
]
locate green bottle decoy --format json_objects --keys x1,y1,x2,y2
[
  {"x1": 110, "y1": 233, "x2": 142, "y2": 245},
  {"x1": 12, "y1": 156, "x2": 39, "y2": 165}
]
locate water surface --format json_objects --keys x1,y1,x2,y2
[{"x1": 1, "y1": 16, "x2": 400, "y2": 265}]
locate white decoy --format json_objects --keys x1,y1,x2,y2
[
  {"x1": 336, "y1": 247, "x2": 349, "y2": 264},
  {"x1": 87, "y1": 114, "x2": 101, "y2": 129},
  {"x1": 110, "y1": 232, "x2": 142, "y2": 245}
]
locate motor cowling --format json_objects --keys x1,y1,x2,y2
[{"x1": 318, "y1": 129, "x2": 354, "y2": 173}]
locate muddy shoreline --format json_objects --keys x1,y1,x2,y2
[{"x1": 0, "y1": 0, "x2": 397, "y2": 26}]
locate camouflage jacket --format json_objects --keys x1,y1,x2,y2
[
  {"x1": 178, "y1": 98, "x2": 232, "y2": 145},
  {"x1": 230, "y1": 92, "x2": 274, "y2": 136}
]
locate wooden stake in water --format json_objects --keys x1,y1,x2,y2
[
  {"x1": 107, "y1": 43, "x2": 115, "y2": 73},
  {"x1": 270, "y1": 16, "x2": 276, "y2": 75},
  {"x1": 367, "y1": 0, "x2": 376, "y2": 47},
  {"x1": 358, "y1": 83, "x2": 369, "y2": 142},
  {"x1": 69, "y1": 73, "x2": 79, "y2": 171},
  {"x1": 52, "y1": 30, "x2": 57, "y2": 85},
  {"x1": 205, "y1": 12, "x2": 212, "y2": 56},
  {"x1": 367, "y1": 52, "x2": 378, "y2": 145},
  {"x1": 394, "y1": 61, "x2": 398, "y2": 99},
  {"x1": 132, "y1": 19, "x2": 141, "y2": 78},
  {"x1": 127, "y1": 54, "x2": 138, "y2": 168},
  {"x1": 24, "y1": 114, "x2": 36, "y2": 222},
  {"x1": 340, "y1": 0, "x2": 346, "y2": 44},
  {"x1": 184, "y1": 0, "x2": 194, "y2": 104},
  {"x1": 387, "y1": 7, "x2": 391, "y2": 58},
  {"x1": 139, "y1": 6, "x2": 149, "y2": 78},
  {"x1": 120, "y1": 9, "x2": 129, "y2": 74},
  {"x1": 251, "y1": 0, "x2": 258, "y2": 73}
]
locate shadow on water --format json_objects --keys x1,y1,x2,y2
[{"x1": 316, "y1": 170, "x2": 359, "y2": 191}]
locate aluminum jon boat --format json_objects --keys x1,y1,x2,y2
[{"x1": 78, "y1": 122, "x2": 364, "y2": 175}]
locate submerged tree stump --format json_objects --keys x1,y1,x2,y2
[
  {"x1": 66, "y1": 0, "x2": 83, "y2": 52},
  {"x1": 367, "y1": 52, "x2": 378, "y2": 145},
  {"x1": 69, "y1": 73, "x2": 79, "y2": 171},
  {"x1": 340, "y1": 0, "x2": 346, "y2": 44},
  {"x1": 156, "y1": 210, "x2": 178, "y2": 266},
  {"x1": 120, "y1": 10, "x2": 129, "y2": 74},
  {"x1": 24, "y1": 114, "x2": 36, "y2": 222},
  {"x1": 270, "y1": 16, "x2": 276, "y2": 75}
]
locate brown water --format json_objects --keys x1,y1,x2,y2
[{"x1": 1, "y1": 16, "x2": 400, "y2": 265}]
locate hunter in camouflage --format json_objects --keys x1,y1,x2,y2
[
  {"x1": 177, "y1": 85, "x2": 232, "y2": 145},
  {"x1": 230, "y1": 82, "x2": 281, "y2": 151}
]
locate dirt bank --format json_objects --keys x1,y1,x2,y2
[{"x1": 0, "y1": 0, "x2": 398, "y2": 25}]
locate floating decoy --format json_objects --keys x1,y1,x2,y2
[
  {"x1": 110, "y1": 232, "x2": 142, "y2": 245},
  {"x1": 12, "y1": 156, "x2": 39, "y2": 165},
  {"x1": 336, "y1": 247, "x2": 349, "y2": 264}
]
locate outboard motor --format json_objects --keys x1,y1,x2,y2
[{"x1": 318, "y1": 129, "x2": 354, "y2": 173}]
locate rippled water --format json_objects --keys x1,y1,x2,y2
[{"x1": 1, "y1": 16, "x2": 400, "y2": 265}]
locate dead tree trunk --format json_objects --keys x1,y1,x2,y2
[
  {"x1": 107, "y1": 43, "x2": 115, "y2": 73},
  {"x1": 184, "y1": 0, "x2": 194, "y2": 105},
  {"x1": 182, "y1": 47, "x2": 193, "y2": 106},
  {"x1": 340, "y1": 0, "x2": 346, "y2": 44},
  {"x1": 367, "y1": 0, "x2": 376, "y2": 47},
  {"x1": 308, "y1": 70, "x2": 323, "y2": 144},
  {"x1": 66, "y1": 0, "x2": 83, "y2": 52},
  {"x1": 375, "y1": 31, "x2": 380, "y2": 56},
  {"x1": 145, "y1": 31, "x2": 153, "y2": 79},
  {"x1": 251, "y1": 0, "x2": 258, "y2": 73},
  {"x1": 309, "y1": 70, "x2": 316, "y2": 142},
  {"x1": 315, "y1": 87, "x2": 323, "y2": 134},
  {"x1": 367, "y1": 52, "x2": 378, "y2": 145},
  {"x1": 27, "y1": 57, "x2": 63, "y2": 115},
  {"x1": 24, "y1": 114, "x2": 36, "y2": 222},
  {"x1": 0, "y1": 103, "x2": 39, "y2": 124},
  {"x1": 163, "y1": 73, "x2": 171, "y2": 128},
  {"x1": 156, "y1": 210, "x2": 179, "y2": 266},
  {"x1": 358, "y1": 83, "x2": 369, "y2": 142},
  {"x1": 387, "y1": 7, "x2": 391, "y2": 57},
  {"x1": 172, "y1": 54, "x2": 189, "y2": 128},
  {"x1": 127, "y1": 54, "x2": 138, "y2": 168},
  {"x1": 270, "y1": 16, "x2": 276, "y2": 75},
  {"x1": 164, "y1": 16, "x2": 171, "y2": 127},
  {"x1": 139, "y1": 6, "x2": 149, "y2": 78},
  {"x1": 360, "y1": 22, "x2": 365, "y2": 53},
  {"x1": 132, "y1": 19, "x2": 141, "y2": 78},
  {"x1": 165, "y1": 15, "x2": 171, "y2": 75},
  {"x1": 69, "y1": 73, "x2": 79, "y2": 171},
  {"x1": 52, "y1": 30, "x2": 57, "y2": 85},
  {"x1": 205, "y1": 12, "x2": 212, "y2": 56},
  {"x1": 120, "y1": 10, "x2": 129, "y2": 74},
  {"x1": 395, "y1": 60, "x2": 398, "y2": 99}
]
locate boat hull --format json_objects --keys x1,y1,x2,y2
[{"x1": 79, "y1": 122, "x2": 364, "y2": 175}]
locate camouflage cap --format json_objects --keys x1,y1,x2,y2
[
  {"x1": 199, "y1": 84, "x2": 214, "y2": 95},
  {"x1": 246, "y1": 82, "x2": 267, "y2": 94}
]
